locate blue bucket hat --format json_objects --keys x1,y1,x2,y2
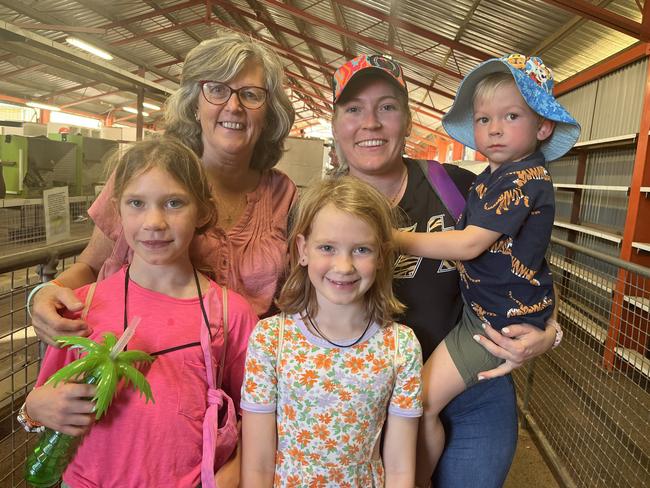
[{"x1": 442, "y1": 54, "x2": 581, "y2": 162}]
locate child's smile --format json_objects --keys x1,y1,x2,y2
[{"x1": 297, "y1": 203, "x2": 378, "y2": 310}]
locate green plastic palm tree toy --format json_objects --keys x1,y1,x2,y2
[{"x1": 26, "y1": 321, "x2": 154, "y2": 488}]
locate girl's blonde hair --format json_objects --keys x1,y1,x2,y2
[
  {"x1": 110, "y1": 137, "x2": 217, "y2": 235},
  {"x1": 163, "y1": 30, "x2": 294, "y2": 171},
  {"x1": 278, "y1": 176, "x2": 405, "y2": 326}
]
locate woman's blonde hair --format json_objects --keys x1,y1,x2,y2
[
  {"x1": 278, "y1": 176, "x2": 404, "y2": 326},
  {"x1": 163, "y1": 30, "x2": 295, "y2": 170},
  {"x1": 110, "y1": 137, "x2": 217, "y2": 235}
]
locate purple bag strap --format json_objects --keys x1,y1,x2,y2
[{"x1": 416, "y1": 159, "x2": 466, "y2": 221}]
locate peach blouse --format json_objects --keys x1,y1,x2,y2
[{"x1": 88, "y1": 168, "x2": 297, "y2": 316}]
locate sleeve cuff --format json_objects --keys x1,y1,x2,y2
[
  {"x1": 388, "y1": 405, "x2": 423, "y2": 418},
  {"x1": 240, "y1": 400, "x2": 276, "y2": 413}
]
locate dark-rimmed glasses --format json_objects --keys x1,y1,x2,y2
[{"x1": 199, "y1": 81, "x2": 268, "y2": 110}]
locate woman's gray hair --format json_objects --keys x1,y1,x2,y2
[{"x1": 163, "y1": 30, "x2": 295, "y2": 170}]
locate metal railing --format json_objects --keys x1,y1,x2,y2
[
  {"x1": 0, "y1": 238, "x2": 88, "y2": 488},
  {"x1": 0, "y1": 196, "x2": 95, "y2": 254},
  {"x1": 514, "y1": 236, "x2": 650, "y2": 488},
  {"x1": 0, "y1": 235, "x2": 648, "y2": 487}
]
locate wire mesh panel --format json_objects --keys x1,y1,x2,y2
[
  {"x1": 0, "y1": 196, "x2": 94, "y2": 253},
  {"x1": 0, "y1": 248, "x2": 87, "y2": 488},
  {"x1": 0, "y1": 267, "x2": 43, "y2": 488},
  {"x1": 514, "y1": 237, "x2": 650, "y2": 488}
]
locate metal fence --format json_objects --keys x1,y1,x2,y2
[
  {"x1": 514, "y1": 236, "x2": 650, "y2": 488},
  {"x1": 0, "y1": 239, "x2": 88, "y2": 488},
  {"x1": 0, "y1": 236, "x2": 648, "y2": 487},
  {"x1": 0, "y1": 196, "x2": 95, "y2": 254}
]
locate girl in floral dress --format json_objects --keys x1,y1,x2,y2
[{"x1": 241, "y1": 176, "x2": 423, "y2": 487}]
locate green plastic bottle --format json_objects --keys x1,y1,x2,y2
[{"x1": 25, "y1": 376, "x2": 97, "y2": 487}]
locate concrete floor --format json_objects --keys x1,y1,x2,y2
[{"x1": 505, "y1": 427, "x2": 560, "y2": 488}]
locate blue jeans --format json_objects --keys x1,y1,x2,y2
[{"x1": 432, "y1": 375, "x2": 518, "y2": 488}]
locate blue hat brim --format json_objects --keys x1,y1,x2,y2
[{"x1": 442, "y1": 59, "x2": 581, "y2": 162}]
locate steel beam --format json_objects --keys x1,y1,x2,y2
[
  {"x1": 0, "y1": 20, "x2": 174, "y2": 99},
  {"x1": 285, "y1": 68, "x2": 443, "y2": 119},
  {"x1": 543, "y1": 0, "x2": 646, "y2": 39},
  {"x1": 100, "y1": 0, "x2": 206, "y2": 30},
  {"x1": 211, "y1": 0, "x2": 456, "y2": 100},
  {"x1": 555, "y1": 42, "x2": 650, "y2": 96},
  {"x1": 111, "y1": 19, "x2": 205, "y2": 46},
  {"x1": 0, "y1": 93, "x2": 103, "y2": 122},
  {"x1": 332, "y1": 0, "x2": 491, "y2": 61},
  {"x1": 59, "y1": 89, "x2": 124, "y2": 109},
  {"x1": 642, "y1": 0, "x2": 650, "y2": 41},
  {"x1": 257, "y1": 0, "x2": 462, "y2": 79}
]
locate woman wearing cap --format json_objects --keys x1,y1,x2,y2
[
  {"x1": 331, "y1": 53, "x2": 562, "y2": 487},
  {"x1": 31, "y1": 31, "x2": 295, "y2": 342}
]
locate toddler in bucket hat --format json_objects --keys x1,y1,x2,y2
[
  {"x1": 395, "y1": 53, "x2": 576, "y2": 486},
  {"x1": 442, "y1": 54, "x2": 580, "y2": 162}
]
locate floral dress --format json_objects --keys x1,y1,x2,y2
[{"x1": 241, "y1": 313, "x2": 423, "y2": 487}]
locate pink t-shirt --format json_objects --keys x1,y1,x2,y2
[
  {"x1": 89, "y1": 168, "x2": 297, "y2": 316},
  {"x1": 35, "y1": 267, "x2": 258, "y2": 488}
]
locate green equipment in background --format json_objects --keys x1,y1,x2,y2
[
  {"x1": 0, "y1": 135, "x2": 77, "y2": 198},
  {"x1": 48, "y1": 133, "x2": 117, "y2": 196}
]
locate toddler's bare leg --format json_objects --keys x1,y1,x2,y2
[{"x1": 415, "y1": 341, "x2": 466, "y2": 487}]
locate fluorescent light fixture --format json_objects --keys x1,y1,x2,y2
[
  {"x1": 142, "y1": 102, "x2": 160, "y2": 111},
  {"x1": 122, "y1": 106, "x2": 149, "y2": 117},
  {"x1": 26, "y1": 101, "x2": 61, "y2": 111},
  {"x1": 66, "y1": 37, "x2": 113, "y2": 60},
  {"x1": 50, "y1": 111, "x2": 100, "y2": 128}
]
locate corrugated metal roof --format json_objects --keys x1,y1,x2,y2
[{"x1": 0, "y1": 0, "x2": 645, "y2": 144}]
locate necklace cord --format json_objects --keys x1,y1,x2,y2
[
  {"x1": 305, "y1": 311, "x2": 373, "y2": 348},
  {"x1": 123, "y1": 266, "x2": 212, "y2": 355}
]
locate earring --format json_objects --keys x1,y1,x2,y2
[
  {"x1": 195, "y1": 112, "x2": 200, "y2": 122},
  {"x1": 299, "y1": 257, "x2": 307, "y2": 265}
]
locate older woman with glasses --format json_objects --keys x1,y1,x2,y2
[
  {"x1": 29, "y1": 30, "x2": 295, "y2": 487},
  {"x1": 32, "y1": 31, "x2": 295, "y2": 328}
]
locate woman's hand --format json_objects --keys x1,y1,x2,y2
[
  {"x1": 31, "y1": 284, "x2": 89, "y2": 346},
  {"x1": 215, "y1": 448, "x2": 241, "y2": 488},
  {"x1": 26, "y1": 382, "x2": 97, "y2": 436},
  {"x1": 215, "y1": 422, "x2": 242, "y2": 487},
  {"x1": 31, "y1": 227, "x2": 114, "y2": 345},
  {"x1": 474, "y1": 321, "x2": 556, "y2": 380}
]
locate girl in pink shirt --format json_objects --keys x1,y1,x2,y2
[{"x1": 24, "y1": 138, "x2": 258, "y2": 488}]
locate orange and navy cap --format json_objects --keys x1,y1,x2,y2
[{"x1": 332, "y1": 54, "x2": 407, "y2": 104}]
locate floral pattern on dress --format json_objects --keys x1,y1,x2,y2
[{"x1": 241, "y1": 313, "x2": 423, "y2": 487}]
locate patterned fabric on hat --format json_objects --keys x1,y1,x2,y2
[
  {"x1": 502, "y1": 54, "x2": 553, "y2": 95},
  {"x1": 333, "y1": 54, "x2": 407, "y2": 103}
]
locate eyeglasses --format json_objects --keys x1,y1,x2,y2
[{"x1": 199, "y1": 81, "x2": 268, "y2": 110}]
